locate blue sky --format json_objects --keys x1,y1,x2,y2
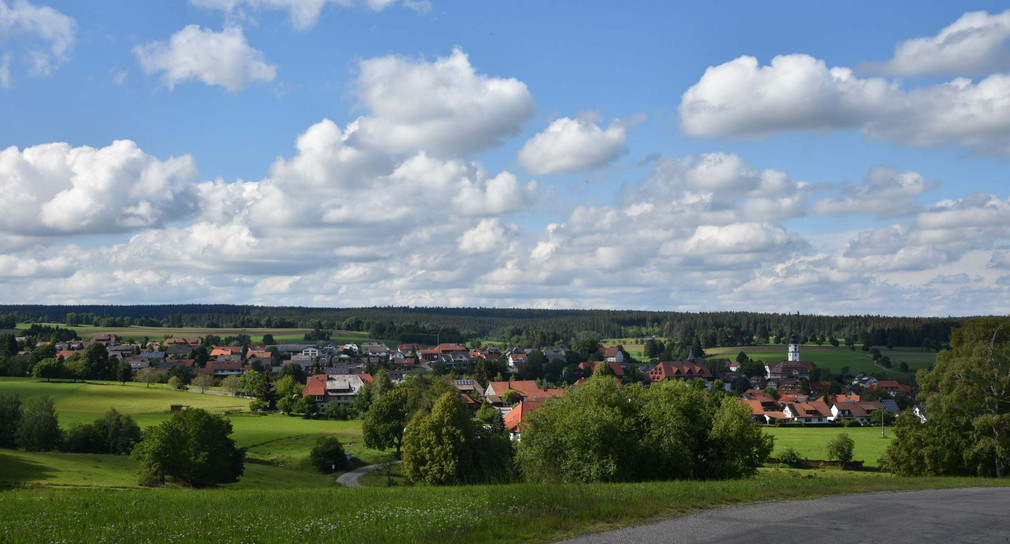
[{"x1": 2, "y1": 1, "x2": 1010, "y2": 315}]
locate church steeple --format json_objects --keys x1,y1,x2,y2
[{"x1": 788, "y1": 334, "x2": 800, "y2": 362}]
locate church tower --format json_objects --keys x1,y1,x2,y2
[{"x1": 788, "y1": 335, "x2": 800, "y2": 362}]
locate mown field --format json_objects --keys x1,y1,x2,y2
[
  {"x1": 17, "y1": 322, "x2": 398, "y2": 347},
  {"x1": 1, "y1": 472, "x2": 1006, "y2": 543},
  {"x1": 0, "y1": 377, "x2": 392, "y2": 487},
  {"x1": 765, "y1": 426, "x2": 892, "y2": 468},
  {"x1": 705, "y1": 345, "x2": 937, "y2": 376}
]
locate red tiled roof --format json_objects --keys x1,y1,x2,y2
[
  {"x1": 648, "y1": 361, "x2": 712, "y2": 381},
  {"x1": 503, "y1": 400, "x2": 544, "y2": 431},
  {"x1": 487, "y1": 380, "x2": 563, "y2": 401},
  {"x1": 357, "y1": 373, "x2": 373, "y2": 383},
  {"x1": 436, "y1": 343, "x2": 468, "y2": 353},
  {"x1": 577, "y1": 361, "x2": 625, "y2": 377},
  {"x1": 303, "y1": 374, "x2": 327, "y2": 397},
  {"x1": 601, "y1": 346, "x2": 621, "y2": 358}
]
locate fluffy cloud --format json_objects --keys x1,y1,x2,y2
[
  {"x1": 134, "y1": 25, "x2": 276, "y2": 91},
  {"x1": 0, "y1": 140, "x2": 198, "y2": 235},
  {"x1": 812, "y1": 166, "x2": 938, "y2": 217},
  {"x1": 681, "y1": 53, "x2": 1010, "y2": 154},
  {"x1": 190, "y1": 0, "x2": 429, "y2": 30},
  {"x1": 517, "y1": 112, "x2": 638, "y2": 175},
  {"x1": 865, "y1": 10, "x2": 1010, "y2": 76},
  {"x1": 350, "y1": 48, "x2": 535, "y2": 156},
  {"x1": 0, "y1": 0, "x2": 75, "y2": 83}
]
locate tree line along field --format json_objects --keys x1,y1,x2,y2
[{"x1": 704, "y1": 344, "x2": 937, "y2": 376}]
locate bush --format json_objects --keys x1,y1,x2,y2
[
  {"x1": 309, "y1": 436, "x2": 348, "y2": 473},
  {"x1": 168, "y1": 376, "x2": 187, "y2": 390},
  {"x1": 132, "y1": 408, "x2": 244, "y2": 486},
  {"x1": 779, "y1": 447, "x2": 802, "y2": 466},
  {"x1": 324, "y1": 402, "x2": 352, "y2": 420},
  {"x1": 827, "y1": 432, "x2": 855, "y2": 468},
  {"x1": 65, "y1": 409, "x2": 142, "y2": 454}
]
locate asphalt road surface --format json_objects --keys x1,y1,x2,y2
[
  {"x1": 560, "y1": 487, "x2": 1010, "y2": 544},
  {"x1": 335, "y1": 463, "x2": 382, "y2": 488}
]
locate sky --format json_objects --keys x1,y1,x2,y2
[{"x1": 2, "y1": 1, "x2": 1010, "y2": 316}]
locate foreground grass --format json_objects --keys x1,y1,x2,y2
[
  {"x1": 765, "y1": 426, "x2": 892, "y2": 468},
  {"x1": 0, "y1": 472, "x2": 1006, "y2": 543}
]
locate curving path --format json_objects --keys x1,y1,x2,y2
[
  {"x1": 558, "y1": 487, "x2": 1010, "y2": 544},
  {"x1": 335, "y1": 463, "x2": 384, "y2": 488}
]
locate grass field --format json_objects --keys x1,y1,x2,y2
[
  {"x1": 0, "y1": 472, "x2": 1006, "y2": 543},
  {"x1": 0, "y1": 378, "x2": 391, "y2": 474},
  {"x1": 765, "y1": 426, "x2": 892, "y2": 468},
  {"x1": 704, "y1": 345, "x2": 937, "y2": 376},
  {"x1": 18, "y1": 322, "x2": 399, "y2": 347}
]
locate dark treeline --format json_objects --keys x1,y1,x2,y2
[{"x1": 0, "y1": 305, "x2": 965, "y2": 348}]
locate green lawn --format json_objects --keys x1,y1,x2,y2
[
  {"x1": 705, "y1": 345, "x2": 936, "y2": 376},
  {"x1": 0, "y1": 377, "x2": 390, "y2": 474},
  {"x1": 358, "y1": 462, "x2": 410, "y2": 488},
  {"x1": 0, "y1": 472, "x2": 1006, "y2": 543},
  {"x1": 765, "y1": 426, "x2": 892, "y2": 467}
]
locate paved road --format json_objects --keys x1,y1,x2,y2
[
  {"x1": 559, "y1": 487, "x2": 1010, "y2": 544},
  {"x1": 336, "y1": 463, "x2": 383, "y2": 488}
]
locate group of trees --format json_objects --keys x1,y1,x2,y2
[
  {"x1": 132, "y1": 408, "x2": 245, "y2": 486},
  {"x1": 882, "y1": 317, "x2": 1010, "y2": 478},
  {"x1": 0, "y1": 393, "x2": 140, "y2": 455},
  {"x1": 517, "y1": 375, "x2": 773, "y2": 483}
]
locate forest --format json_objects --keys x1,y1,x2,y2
[{"x1": 0, "y1": 304, "x2": 964, "y2": 349}]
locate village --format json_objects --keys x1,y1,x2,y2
[{"x1": 24, "y1": 332, "x2": 916, "y2": 441}]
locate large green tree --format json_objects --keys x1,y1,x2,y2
[
  {"x1": 882, "y1": 317, "x2": 1010, "y2": 477},
  {"x1": 132, "y1": 408, "x2": 245, "y2": 486},
  {"x1": 401, "y1": 392, "x2": 474, "y2": 485},
  {"x1": 16, "y1": 396, "x2": 62, "y2": 451},
  {"x1": 0, "y1": 392, "x2": 22, "y2": 448},
  {"x1": 362, "y1": 387, "x2": 410, "y2": 456}
]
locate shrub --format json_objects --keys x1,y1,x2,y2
[
  {"x1": 309, "y1": 436, "x2": 348, "y2": 473},
  {"x1": 64, "y1": 408, "x2": 142, "y2": 454},
  {"x1": 827, "y1": 432, "x2": 855, "y2": 469},
  {"x1": 779, "y1": 447, "x2": 802, "y2": 466},
  {"x1": 0, "y1": 392, "x2": 22, "y2": 448}
]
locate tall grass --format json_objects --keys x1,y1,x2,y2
[{"x1": 0, "y1": 472, "x2": 1006, "y2": 543}]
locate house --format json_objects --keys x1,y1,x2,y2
[
  {"x1": 394, "y1": 357, "x2": 418, "y2": 371},
  {"x1": 829, "y1": 401, "x2": 883, "y2": 424},
  {"x1": 210, "y1": 346, "x2": 243, "y2": 357},
  {"x1": 577, "y1": 361, "x2": 624, "y2": 377},
  {"x1": 913, "y1": 404, "x2": 928, "y2": 423},
  {"x1": 453, "y1": 379, "x2": 485, "y2": 399},
  {"x1": 867, "y1": 380, "x2": 912, "y2": 396},
  {"x1": 503, "y1": 400, "x2": 545, "y2": 441},
  {"x1": 205, "y1": 359, "x2": 244, "y2": 377},
  {"x1": 600, "y1": 346, "x2": 625, "y2": 364},
  {"x1": 301, "y1": 346, "x2": 320, "y2": 358},
  {"x1": 398, "y1": 343, "x2": 421, "y2": 354},
  {"x1": 91, "y1": 333, "x2": 121, "y2": 345},
  {"x1": 765, "y1": 360, "x2": 814, "y2": 381},
  {"x1": 419, "y1": 348, "x2": 441, "y2": 362},
  {"x1": 506, "y1": 352, "x2": 528, "y2": 372},
  {"x1": 301, "y1": 374, "x2": 369, "y2": 405},
  {"x1": 542, "y1": 346, "x2": 569, "y2": 363},
  {"x1": 165, "y1": 346, "x2": 194, "y2": 357},
  {"x1": 647, "y1": 361, "x2": 713, "y2": 382},
  {"x1": 782, "y1": 397, "x2": 832, "y2": 424},
  {"x1": 479, "y1": 345, "x2": 502, "y2": 358},
  {"x1": 729, "y1": 361, "x2": 741, "y2": 372},
  {"x1": 484, "y1": 380, "x2": 563, "y2": 405},
  {"x1": 126, "y1": 356, "x2": 150, "y2": 370},
  {"x1": 140, "y1": 352, "x2": 166, "y2": 361}
]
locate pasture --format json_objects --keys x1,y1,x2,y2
[
  {"x1": 705, "y1": 345, "x2": 937, "y2": 376},
  {"x1": 0, "y1": 377, "x2": 391, "y2": 473},
  {"x1": 17, "y1": 322, "x2": 396, "y2": 347},
  {"x1": 765, "y1": 426, "x2": 892, "y2": 468}
]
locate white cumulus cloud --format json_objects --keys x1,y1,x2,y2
[
  {"x1": 517, "y1": 112, "x2": 639, "y2": 175},
  {"x1": 680, "y1": 53, "x2": 1010, "y2": 155},
  {"x1": 351, "y1": 48, "x2": 535, "y2": 156},
  {"x1": 865, "y1": 10, "x2": 1010, "y2": 76},
  {"x1": 0, "y1": 140, "x2": 198, "y2": 235},
  {"x1": 190, "y1": 0, "x2": 428, "y2": 30},
  {"x1": 812, "y1": 166, "x2": 938, "y2": 217},
  {"x1": 134, "y1": 25, "x2": 276, "y2": 92}
]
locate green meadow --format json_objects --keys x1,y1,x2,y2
[
  {"x1": 705, "y1": 345, "x2": 937, "y2": 376},
  {"x1": 765, "y1": 426, "x2": 892, "y2": 468},
  {"x1": 0, "y1": 378, "x2": 391, "y2": 483},
  {"x1": 17, "y1": 322, "x2": 399, "y2": 347}
]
